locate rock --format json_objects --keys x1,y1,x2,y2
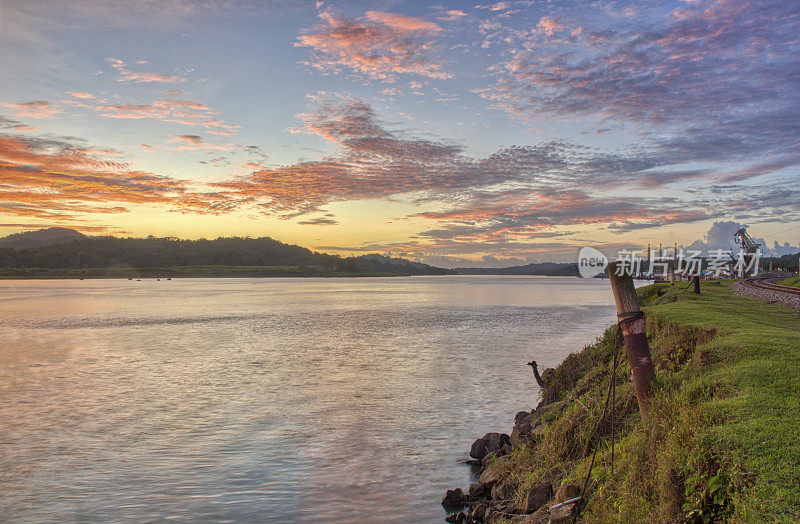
[
  {"x1": 478, "y1": 465, "x2": 503, "y2": 488},
  {"x1": 548, "y1": 502, "x2": 577, "y2": 524},
  {"x1": 442, "y1": 488, "x2": 467, "y2": 510},
  {"x1": 481, "y1": 451, "x2": 497, "y2": 467},
  {"x1": 463, "y1": 459, "x2": 483, "y2": 466},
  {"x1": 510, "y1": 423, "x2": 532, "y2": 447},
  {"x1": 515, "y1": 411, "x2": 532, "y2": 425},
  {"x1": 469, "y1": 482, "x2": 488, "y2": 499},
  {"x1": 470, "y1": 432, "x2": 511, "y2": 460},
  {"x1": 523, "y1": 483, "x2": 553, "y2": 514},
  {"x1": 522, "y1": 504, "x2": 552, "y2": 524},
  {"x1": 554, "y1": 483, "x2": 580, "y2": 503},
  {"x1": 446, "y1": 511, "x2": 466, "y2": 523},
  {"x1": 471, "y1": 502, "x2": 488, "y2": 521},
  {"x1": 490, "y1": 478, "x2": 518, "y2": 501}
]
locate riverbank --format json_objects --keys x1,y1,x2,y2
[{"x1": 445, "y1": 280, "x2": 800, "y2": 523}]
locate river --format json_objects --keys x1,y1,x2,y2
[{"x1": 0, "y1": 276, "x2": 617, "y2": 522}]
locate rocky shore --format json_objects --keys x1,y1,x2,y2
[
  {"x1": 441, "y1": 388, "x2": 584, "y2": 524},
  {"x1": 441, "y1": 280, "x2": 800, "y2": 522}
]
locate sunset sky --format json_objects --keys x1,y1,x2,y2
[{"x1": 1, "y1": 0, "x2": 799, "y2": 266}]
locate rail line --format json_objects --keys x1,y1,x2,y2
[{"x1": 741, "y1": 278, "x2": 800, "y2": 296}]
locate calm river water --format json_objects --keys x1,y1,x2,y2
[{"x1": 0, "y1": 276, "x2": 617, "y2": 523}]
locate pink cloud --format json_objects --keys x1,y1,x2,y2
[
  {"x1": 536, "y1": 16, "x2": 563, "y2": 36},
  {"x1": 169, "y1": 135, "x2": 230, "y2": 151},
  {"x1": 439, "y1": 10, "x2": 468, "y2": 21},
  {"x1": 364, "y1": 11, "x2": 441, "y2": 32},
  {"x1": 296, "y1": 11, "x2": 450, "y2": 81},
  {"x1": 477, "y1": 2, "x2": 512, "y2": 11},
  {"x1": 106, "y1": 58, "x2": 185, "y2": 83},
  {"x1": 97, "y1": 99, "x2": 239, "y2": 135},
  {"x1": 70, "y1": 92, "x2": 96, "y2": 99},
  {"x1": 2, "y1": 101, "x2": 61, "y2": 119}
]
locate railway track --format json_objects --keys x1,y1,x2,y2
[{"x1": 741, "y1": 278, "x2": 800, "y2": 295}]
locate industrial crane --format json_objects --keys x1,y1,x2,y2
[
  {"x1": 733, "y1": 226, "x2": 762, "y2": 272},
  {"x1": 733, "y1": 226, "x2": 761, "y2": 255}
]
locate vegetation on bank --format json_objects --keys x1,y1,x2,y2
[
  {"x1": 492, "y1": 280, "x2": 800, "y2": 522},
  {"x1": 0, "y1": 229, "x2": 450, "y2": 277}
]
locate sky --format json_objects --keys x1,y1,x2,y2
[{"x1": 1, "y1": 0, "x2": 799, "y2": 267}]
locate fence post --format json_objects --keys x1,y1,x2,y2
[
  {"x1": 692, "y1": 275, "x2": 700, "y2": 294},
  {"x1": 608, "y1": 261, "x2": 656, "y2": 417}
]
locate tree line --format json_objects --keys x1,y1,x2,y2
[{"x1": 0, "y1": 235, "x2": 449, "y2": 276}]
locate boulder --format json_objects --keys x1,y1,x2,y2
[
  {"x1": 548, "y1": 502, "x2": 577, "y2": 524},
  {"x1": 515, "y1": 410, "x2": 532, "y2": 425},
  {"x1": 478, "y1": 466, "x2": 503, "y2": 488},
  {"x1": 445, "y1": 511, "x2": 466, "y2": 523},
  {"x1": 522, "y1": 483, "x2": 553, "y2": 514},
  {"x1": 442, "y1": 488, "x2": 467, "y2": 510},
  {"x1": 470, "y1": 432, "x2": 511, "y2": 460},
  {"x1": 471, "y1": 502, "x2": 488, "y2": 521},
  {"x1": 509, "y1": 423, "x2": 531, "y2": 447},
  {"x1": 481, "y1": 451, "x2": 498, "y2": 467},
  {"x1": 554, "y1": 483, "x2": 580, "y2": 503},
  {"x1": 469, "y1": 482, "x2": 488, "y2": 499},
  {"x1": 490, "y1": 478, "x2": 518, "y2": 501}
]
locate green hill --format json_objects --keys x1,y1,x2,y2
[{"x1": 0, "y1": 229, "x2": 450, "y2": 278}]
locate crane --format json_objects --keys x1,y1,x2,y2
[
  {"x1": 733, "y1": 226, "x2": 762, "y2": 273},
  {"x1": 733, "y1": 226, "x2": 761, "y2": 255}
]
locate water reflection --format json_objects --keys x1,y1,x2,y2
[{"x1": 0, "y1": 276, "x2": 616, "y2": 522}]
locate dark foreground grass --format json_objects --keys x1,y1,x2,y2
[{"x1": 496, "y1": 280, "x2": 800, "y2": 523}]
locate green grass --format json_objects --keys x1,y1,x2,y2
[
  {"x1": 777, "y1": 277, "x2": 800, "y2": 288},
  {"x1": 495, "y1": 280, "x2": 800, "y2": 522}
]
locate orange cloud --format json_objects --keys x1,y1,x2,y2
[
  {"x1": 70, "y1": 92, "x2": 96, "y2": 99},
  {"x1": 0, "y1": 132, "x2": 232, "y2": 221}
]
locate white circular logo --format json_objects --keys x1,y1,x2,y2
[{"x1": 578, "y1": 247, "x2": 608, "y2": 278}]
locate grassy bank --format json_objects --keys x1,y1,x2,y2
[
  {"x1": 777, "y1": 277, "x2": 800, "y2": 288},
  {"x1": 492, "y1": 280, "x2": 800, "y2": 522}
]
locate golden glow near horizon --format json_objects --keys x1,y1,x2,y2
[{"x1": 1, "y1": 1, "x2": 799, "y2": 266}]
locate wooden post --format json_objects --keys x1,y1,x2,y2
[
  {"x1": 608, "y1": 262, "x2": 656, "y2": 416},
  {"x1": 674, "y1": 243, "x2": 678, "y2": 282},
  {"x1": 692, "y1": 275, "x2": 700, "y2": 294}
]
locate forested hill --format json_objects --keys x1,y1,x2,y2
[
  {"x1": 454, "y1": 261, "x2": 579, "y2": 276},
  {"x1": 0, "y1": 228, "x2": 450, "y2": 278}
]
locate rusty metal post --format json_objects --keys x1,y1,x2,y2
[
  {"x1": 692, "y1": 275, "x2": 700, "y2": 294},
  {"x1": 608, "y1": 261, "x2": 655, "y2": 417}
]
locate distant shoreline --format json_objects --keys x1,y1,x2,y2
[
  {"x1": 0, "y1": 272, "x2": 587, "y2": 280},
  {"x1": 0, "y1": 267, "x2": 411, "y2": 279}
]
